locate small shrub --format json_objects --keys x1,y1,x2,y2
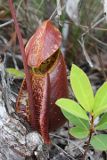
[{"x1": 56, "y1": 64, "x2": 107, "y2": 157}]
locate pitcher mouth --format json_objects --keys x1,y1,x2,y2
[{"x1": 30, "y1": 49, "x2": 60, "y2": 75}]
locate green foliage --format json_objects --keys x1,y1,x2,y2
[
  {"x1": 90, "y1": 134, "x2": 107, "y2": 151},
  {"x1": 6, "y1": 68, "x2": 24, "y2": 79},
  {"x1": 70, "y1": 64, "x2": 94, "y2": 112},
  {"x1": 56, "y1": 64, "x2": 107, "y2": 152},
  {"x1": 69, "y1": 127, "x2": 89, "y2": 139},
  {"x1": 93, "y1": 82, "x2": 107, "y2": 117},
  {"x1": 56, "y1": 98, "x2": 89, "y2": 120},
  {"x1": 95, "y1": 113, "x2": 107, "y2": 130},
  {"x1": 62, "y1": 110, "x2": 89, "y2": 130}
]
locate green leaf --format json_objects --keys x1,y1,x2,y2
[
  {"x1": 70, "y1": 64, "x2": 94, "y2": 112},
  {"x1": 90, "y1": 134, "x2": 107, "y2": 151},
  {"x1": 6, "y1": 68, "x2": 24, "y2": 79},
  {"x1": 95, "y1": 113, "x2": 107, "y2": 130},
  {"x1": 61, "y1": 110, "x2": 89, "y2": 130},
  {"x1": 93, "y1": 82, "x2": 107, "y2": 117},
  {"x1": 69, "y1": 127, "x2": 89, "y2": 139},
  {"x1": 56, "y1": 98, "x2": 89, "y2": 120}
]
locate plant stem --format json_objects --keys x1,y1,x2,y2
[
  {"x1": 83, "y1": 114, "x2": 94, "y2": 160},
  {"x1": 8, "y1": 0, "x2": 36, "y2": 129}
]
